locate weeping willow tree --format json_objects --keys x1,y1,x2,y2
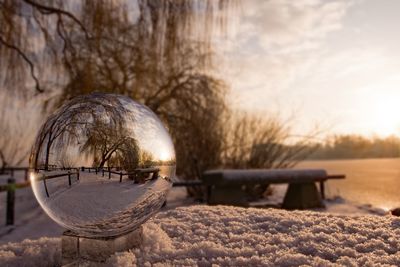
[
  {"x1": 0, "y1": 0, "x2": 236, "y2": 95},
  {"x1": 1, "y1": 0, "x2": 236, "y2": 180}
]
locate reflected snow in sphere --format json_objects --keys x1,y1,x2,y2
[{"x1": 29, "y1": 93, "x2": 175, "y2": 237}]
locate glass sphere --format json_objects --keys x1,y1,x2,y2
[{"x1": 29, "y1": 93, "x2": 175, "y2": 237}]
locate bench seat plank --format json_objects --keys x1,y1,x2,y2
[{"x1": 203, "y1": 169, "x2": 331, "y2": 185}]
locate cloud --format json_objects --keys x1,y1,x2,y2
[
  {"x1": 217, "y1": 0, "x2": 354, "y2": 113},
  {"x1": 237, "y1": 0, "x2": 351, "y2": 51}
]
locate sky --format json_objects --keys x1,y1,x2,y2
[{"x1": 218, "y1": 0, "x2": 400, "y2": 138}]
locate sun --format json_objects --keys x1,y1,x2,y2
[
  {"x1": 368, "y1": 92, "x2": 400, "y2": 137},
  {"x1": 158, "y1": 148, "x2": 172, "y2": 162}
]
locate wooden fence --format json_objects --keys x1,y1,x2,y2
[
  {"x1": 81, "y1": 166, "x2": 160, "y2": 183},
  {"x1": 1, "y1": 167, "x2": 29, "y2": 181},
  {"x1": 0, "y1": 177, "x2": 30, "y2": 225},
  {"x1": 0, "y1": 167, "x2": 78, "y2": 226},
  {"x1": 39, "y1": 169, "x2": 80, "y2": 198}
]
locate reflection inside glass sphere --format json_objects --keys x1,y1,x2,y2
[{"x1": 29, "y1": 93, "x2": 175, "y2": 237}]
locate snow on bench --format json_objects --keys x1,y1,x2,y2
[
  {"x1": 203, "y1": 169, "x2": 334, "y2": 184},
  {"x1": 202, "y1": 168, "x2": 345, "y2": 209}
]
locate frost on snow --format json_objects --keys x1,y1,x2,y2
[{"x1": 1, "y1": 205, "x2": 400, "y2": 266}]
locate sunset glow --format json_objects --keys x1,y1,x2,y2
[
  {"x1": 219, "y1": 0, "x2": 400, "y2": 138},
  {"x1": 367, "y1": 89, "x2": 400, "y2": 137},
  {"x1": 158, "y1": 149, "x2": 173, "y2": 162}
]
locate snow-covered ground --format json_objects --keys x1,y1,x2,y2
[
  {"x1": 1, "y1": 205, "x2": 400, "y2": 266},
  {"x1": 0, "y1": 179, "x2": 397, "y2": 266},
  {"x1": 0, "y1": 184, "x2": 390, "y2": 243}
]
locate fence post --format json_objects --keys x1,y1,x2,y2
[
  {"x1": 95, "y1": 168, "x2": 98, "y2": 175},
  {"x1": 24, "y1": 169, "x2": 28, "y2": 181},
  {"x1": 108, "y1": 167, "x2": 111, "y2": 179},
  {"x1": 68, "y1": 171, "x2": 71, "y2": 186},
  {"x1": 102, "y1": 168, "x2": 104, "y2": 177},
  {"x1": 6, "y1": 177, "x2": 15, "y2": 225},
  {"x1": 77, "y1": 169, "x2": 80, "y2": 180},
  {"x1": 120, "y1": 172, "x2": 123, "y2": 183}
]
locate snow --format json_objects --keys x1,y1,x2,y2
[
  {"x1": 1, "y1": 205, "x2": 400, "y2": 266},
  {"x1": 204, "y1": 169, "x2": 328, "y2": 183},
  {"x1": 0, "y1": 237, "x2": 61, "y2": 267},
  {"x1": 0, "y1": 185, "x2": 389, "y2": 243},
  {"x1": 0, "y1": 175, "x2": 396, "y2": 266}
]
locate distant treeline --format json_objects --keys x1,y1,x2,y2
[{"x1": 308, "y1": 135, "x2": 400, "y2": 160}]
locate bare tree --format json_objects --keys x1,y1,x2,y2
[
  {"x1": 80, "y1": 120, "x2": 139, "y2": 168},
  {"x1": 221, "y1": 113, "x2": 319, "y2": 169},
  {"x1": 139, "y1": 150, "x2": 154, "y2": 167}
]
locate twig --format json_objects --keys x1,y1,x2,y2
[{"x1": 0, "y1": 36, "x2": 44, "y2": 93}]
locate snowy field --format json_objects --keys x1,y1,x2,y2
[{"x1": 1, "y1": 205, "x2": 400, "y2": 266}]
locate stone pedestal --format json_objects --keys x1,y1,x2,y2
[{"x1": 62, "y1": 227, "x2": 142, "y2": 266}]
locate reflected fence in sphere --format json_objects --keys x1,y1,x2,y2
[{"x1": 0, "y1": 166, "x2": 189, "y2": 226}]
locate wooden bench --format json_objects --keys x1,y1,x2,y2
[
  {"x1": 132, "y1": 167, "x2": 160, "y2": 183},
  {"x1": 202, "y1": 169, "x2": 345, "y2": 209}
]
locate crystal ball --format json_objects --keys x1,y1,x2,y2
[{"x1": 29, "y1": 93, "x2": 175, "y2": 237}]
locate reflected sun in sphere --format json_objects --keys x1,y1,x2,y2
[{"x1": 158, "y1": 148, "x2": 174, "y2": 162}]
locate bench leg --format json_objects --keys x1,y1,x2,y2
[
  {"x1": 282, "y1": 182, "x2": 324, "y2": 210},
  {"x1": 207, "y1": 185, "x2": 248, "y2": 207},
  {"x1": 319, "y1": 181, "x2": 325, "y2": 199}
]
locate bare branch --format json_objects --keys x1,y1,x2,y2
[
  {"x1": 23, "y1": 0, "x2": 89, "y2": 38},
  {"x1": 0, "y1": 35, "x2": 44, "y2": 93}
]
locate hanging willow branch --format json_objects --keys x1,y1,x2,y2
[
  {"x1": 0, "y1": 0, "x2": 90, "y2": 94},
  {"x1": 0, "y1": 0, "x2": 236, "y2": 95}
]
